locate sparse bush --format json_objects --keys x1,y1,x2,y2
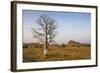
[
  {"x1": 61, "y1": 44, "x2": 66, "y2": 48},
  {"x1": 34, "y1": 45, "x2": 38, "y2": 48},
  {"x1": 23, "y1": 44, "x2": 28, "y2": 48}
]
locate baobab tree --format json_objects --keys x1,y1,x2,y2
[{"x1": 32, "y1": 14, "x2": 57, "y2": 58}]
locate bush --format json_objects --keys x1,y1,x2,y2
[
  {"x1": 23, "y1": 44, "x2": 28, "y2": 48},
  {"x1": 61, "y1": 44, "x2": 66, "y2": 48}
]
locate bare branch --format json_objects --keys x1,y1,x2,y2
[{"x1": 32, "y1": 14, "x2": 58, "y2": 49}]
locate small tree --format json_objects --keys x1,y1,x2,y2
[
  {"x1": 32, "y1": 14, "x2": 57, "y2": 58},
  {"x1": 61, "y1": 43, "x2": 66, "y2": 48}
]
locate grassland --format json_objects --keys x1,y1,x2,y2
[{"x1": 23, "y1": 46, "x2": 91, "y2": 62}]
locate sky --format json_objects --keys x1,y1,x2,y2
[{"x1": 22, "y1": 10, "x2": 91, "y2": 44}]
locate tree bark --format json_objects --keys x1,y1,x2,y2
[{"x1": 43, "y1": 23, "x2": 48, "y2": 58}]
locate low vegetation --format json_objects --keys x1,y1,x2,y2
[{"x1": 23, "y1": 45, "x2": 91, "y2": 62}]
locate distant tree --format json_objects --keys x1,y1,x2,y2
[
  {"x1": 61, "y1": 43, "x2": 66, "y2": 48},
  {"x1": 32, "y1": 14, "x2": 57, "y2": 57}
]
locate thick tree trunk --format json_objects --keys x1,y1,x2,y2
[
  {"x1": 43, "y1": 30, "x2": 48, "y2": 59},
  {"x1": 43, "y1": 23, "x2": 48, "y2": 59}
]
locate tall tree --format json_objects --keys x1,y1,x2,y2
[{"x1": 32, "y1": 14, "x2": 57, "y2": 57}]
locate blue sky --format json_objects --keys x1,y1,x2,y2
[{"x1": 22, "y1": 10, "x2": 91, "y2": 44}]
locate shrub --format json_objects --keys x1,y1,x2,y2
[{"x1": 61, "y1": 44, "x2": 66, "y2": 48}]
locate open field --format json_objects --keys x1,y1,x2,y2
[{"x1": 23, "y1": 46, "x2": 91, "y2": 62}]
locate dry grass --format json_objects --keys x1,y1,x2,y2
[{"x1": 23, "y1": 46, "x2": 91, "y2": 62}]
